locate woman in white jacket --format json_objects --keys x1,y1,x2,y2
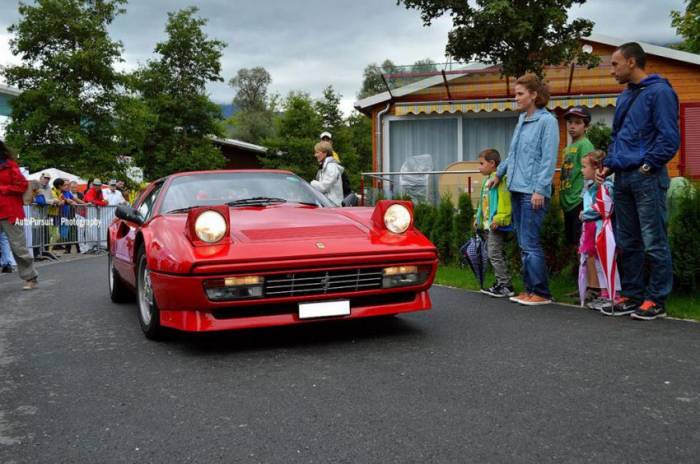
[{"x1": 310, "y1": 142, "x2": 344, "y2": 206}]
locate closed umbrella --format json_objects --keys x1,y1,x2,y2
[{"x1": 460, "y1": 233, "x2": 489, "y2": 288}]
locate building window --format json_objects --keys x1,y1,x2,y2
[
  {"x1": 462, "y1": 115, "x2": 518, "y2": 161},
  {"x1": 389, "y1": 118, "x2": 458, "y2": 173}
]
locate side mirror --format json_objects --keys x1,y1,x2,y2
[{"x1": 115, "y1": 204, "x2": 144, "y2": 226}]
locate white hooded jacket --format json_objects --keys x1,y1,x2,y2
[{"x1": 311, "y1": 156, "x2": 344, "y2": 206}]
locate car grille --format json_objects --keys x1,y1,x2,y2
[{"x1": 264, "y1": 268, "x2": 384, "y2": 298}]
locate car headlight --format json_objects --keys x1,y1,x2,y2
[
  {"x1": 194, "y1": 210, "x2": 227, "y2": 243},
  {"x1": 384, "y1": 204, "x2": 412, "y2": 234}
]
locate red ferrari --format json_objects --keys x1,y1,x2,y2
[{"x1": 108, "y1": 170, "x2": 438, "y2": 339}]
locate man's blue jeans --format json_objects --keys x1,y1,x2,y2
[
  {"x1": 0, "y1": 231, "x2": 17, "y2": 267},
  {"x1": 511, "y1": 192, "x2": 551, "y2": 298},
  {"x1": 614, "y1": 167, "x2": 672, "y2": 305}
]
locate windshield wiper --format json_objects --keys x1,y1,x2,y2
[
  {"x1": 287, "y1": 201, "x2": 319, "y2": 207},
  {"x1": 166, "y1": 206, "x2": 196, "y2": 214},
  {"x1": 226, "y1": 197, "x2": 287, "y2": 207}
]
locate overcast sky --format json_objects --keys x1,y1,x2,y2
[{"x1": 0, "y1": 0, "x2": 687, "y2": 115}]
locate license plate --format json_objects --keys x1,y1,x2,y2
[{"x1": 298, "y1": 300, "x2": 350, "y2": 319}]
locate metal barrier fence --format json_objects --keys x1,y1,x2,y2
[
  {"x1": 360, "y1": 169, "x2": 561, "y2": 207},
  {"x1": 360, "y1": 170, "x2": 483, "y2": 207},
  {"x1": 15, "y1": 204, "x2": 118, "y2": 260}
]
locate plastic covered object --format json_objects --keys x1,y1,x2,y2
[{"x1": 399, "y1": 154, "x2": 433, "y2": 202}]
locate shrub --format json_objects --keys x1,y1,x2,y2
[
  {"x1": 431, "y1": 194, "x2": 455, "y2": 264},
  {"x1": 451, "y1": 192, "x2": 474, "y2": 261},
  {"x1": 541, "y1": 197, "x2": 568, "y2": 274},
  {"x1": 413, "y1": 202, "x2": 436, "y2": 237},
  {"x1": 669, "y1": 183, "x2": 700, "y2": 292}
]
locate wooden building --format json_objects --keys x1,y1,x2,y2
[
  {"x1": 355, "y1": 34, "x2": 700, "y2": 186},
  {"x1": 211, "y1": 137, "x2": 266, "y2": 169}
]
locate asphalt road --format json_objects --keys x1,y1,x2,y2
[{"x1": 0, "y1": 256, "x2": 699, "y2": 464}]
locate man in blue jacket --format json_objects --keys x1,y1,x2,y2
[{"x1": 596, "y1": 42, "x2": 680, "y2": 320}]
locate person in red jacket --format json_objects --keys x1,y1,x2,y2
[
  {"x1": 0, "y1": 140, "x2": 38, "y2": 289},
  {"x1": 83, "y1": 179, "x2": 107, "y2": 206}
]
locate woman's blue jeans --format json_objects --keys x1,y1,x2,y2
[{"x1": 511, "y1": 192, "x2": 551, "y2": 298}]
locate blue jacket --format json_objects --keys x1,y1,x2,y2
[
  {"x1": 605, "y1": 74, "x2": 680, "y2": 172},
  {"x1": 497, "y1": 108, "x2": 560, "y2": 198}
]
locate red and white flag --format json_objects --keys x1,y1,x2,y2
[{"x1": 593, "y1": 182, "x2": 619, "y2": 302}]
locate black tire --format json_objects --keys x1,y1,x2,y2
[
  {"x1": 136, "y1": 244, "x2": 164, "y2": 340},
  {"x1": 108, "y1": 253, "x2": 132, "y2": 303}
]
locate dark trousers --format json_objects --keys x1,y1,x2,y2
[{"x1": 614, "y1": 167, "x2": 672, "y2": 305}]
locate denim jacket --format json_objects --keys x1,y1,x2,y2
[{"x1": 496, "y1": 108, "x2": 560, "y2": 198}]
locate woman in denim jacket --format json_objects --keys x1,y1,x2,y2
[{"x1": 490, "y1": 74, "x2": 559, "y2": 305}]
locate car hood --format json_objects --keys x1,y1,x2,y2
[{"x1": 148, "y1": 204, "x2": 436, "y2": 274}]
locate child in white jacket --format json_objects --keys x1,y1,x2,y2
[{"x1": 311, "y1": 141, "x2": 344, "y2": 206}]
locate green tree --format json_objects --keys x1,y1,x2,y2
[
  {"x1": 358, "y1": 59, "x2": 398, "y2": 99},
  {"x1": 260, "y1": 91, "x2": 322, "y2": 181},
  {"x1": 2, "y1": 0, "x2": 130, "y2": 177},
  {"x1": 671, "y1": 1, "x2": 700, "y2": 53},
  {"x1": 229, "y1": 67, "x2": 272, "y2": 112},
  {"x1": 226, "y1": 67, "x2": 275, "y2": 144},
  {"x1": 411, "y1": 58, "x2": 438, "y2": 74},
  {"x1": 347, "y1": 111, "x2": 373, "y2": 175},
  {"x1": 398, "y1": 0, "x2": 599, "y2": 78},
  {"x1": 315, "y1": 86, "x2": 344, "y2": 133},
  {"x1": 133, "y1": 7, "x2": 226, "y2": 179}
]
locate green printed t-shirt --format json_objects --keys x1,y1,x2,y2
[{"x1": 559, "y1": 137, "x2": 594, "y2": 212}]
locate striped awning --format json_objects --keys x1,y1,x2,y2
[{"x1": 394, "y1": 95, "x2": 618, "y2": 116}]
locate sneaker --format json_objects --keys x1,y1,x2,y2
[
  {"x1": 22, "y1": 278, "x2": 38, "y2": 290},
  {"x1": 600, "y1": 296, "x2": 638, "y2": 316},
  {"x1": 519, "y1": 294, "x2": 553, "y2": 306},
  {"x1": 481, "y1": 283, "x2": 515, "y2": 298},
  {"x1": 1, "y1": 265, "x2": 13, "y2": 274},
  {"x1": 630, "y1": 300, "x2": 667, "y2": 321},
  {"x1": 510, "y1": 292, "x2": 530, "y2": 303},
  {"x1": 583, "y1": 288, "x2": 601, "y2": 304},
  {"x1": 586, "y1": 297, "x2": 609, "y2": 311}
]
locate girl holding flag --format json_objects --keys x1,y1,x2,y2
[{"x1": 579, "y1": 150, "x2": 620, "y2": 312}]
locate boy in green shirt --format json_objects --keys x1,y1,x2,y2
[
  {"x1": 475, "y1": 149, "x2": 514, "y2": 298},
  {"x1": 560, "y1": 107, "x2": 595, "y2": 246}
]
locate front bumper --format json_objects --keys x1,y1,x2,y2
[{"x1": 150, "y1": 260, "x2": 436, "y2": 332}]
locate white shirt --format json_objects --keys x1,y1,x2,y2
[{"x1": 103, "y1": 188, "x2": 126, "y2": 206}]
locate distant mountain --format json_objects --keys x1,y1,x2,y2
[{"x1": 217, "y1": 103, "x2": 239, "y2": 119}]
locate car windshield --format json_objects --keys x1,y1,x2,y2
[{"x1": 159, "y1": 172, "x2": 333, "y2": 213}]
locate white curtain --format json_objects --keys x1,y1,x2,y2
[
  {"x1": 462, "y1": 116, "x2": 519, "y2": 161},
  {"x1": 389, "y1": 118, "x2": 458, "y2": 173}
]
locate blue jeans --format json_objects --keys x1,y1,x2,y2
[
  {"x1": 511, "y1": 192, "x2": 551, "y2": 298},
  {"x1": 0, "y1": 231, "x2": 17, "y2": 267},
  {"x1": 614, "y1": 167, "x2": 672, "y2": 305}
]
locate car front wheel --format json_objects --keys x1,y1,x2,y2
[{"x1": 136, "y1": 245, "x2": 163, "y2": 340}]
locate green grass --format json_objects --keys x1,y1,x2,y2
[{"x1": 435, "y1": 264, "x2": 700, "y2": 322}]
